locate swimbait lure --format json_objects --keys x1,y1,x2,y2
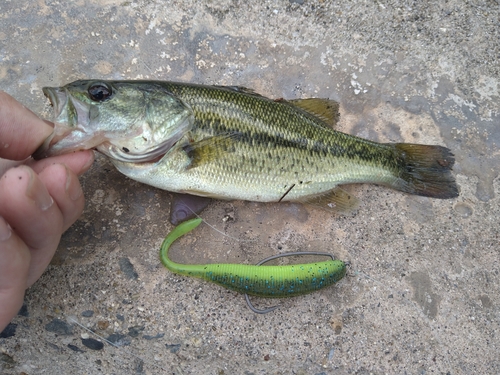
[{"x1": 160, "y1": 218, "x2": 346, "y2": 313}]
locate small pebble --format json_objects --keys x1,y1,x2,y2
[
  {"x1": 67, "y1": 344, "x2": 84, "y2": 352},
  {"x1": 81, "y1": 310, "x2": 94, "y2": 317},
  {"x1": 143, "y1": 333, "x2": 165, "y2": 340},
  {"x1": 128, "y1": 326, "x2": 144, "y2": 337},
  {"x1": 17, "y1": 303, "x2": 29, "y2": 317},
  {"x1": 0, "y1": 353, "x2": 15, "y2": 369},
  {"x1": 107, "y1": 333, "x2": 131, "y2": 347},
  {"x1": 47, "y1": 342, "x2": 60, "y2": 351},
  {"x1": 119, "y1": 257, "x2": 139, "y2": 280},
  {"x1": 136, "y1": 360, "x2": 144, "y2": 373},
  {"x1": 165, "y1": 343, "x2": 181, "y2": 353},
  {"x1": 45, "y1": 319, "x2": 73, "y2": 335},
  {"x1": 81, "y1": 338, "x2": 104, "y2": 350},
  {"x1": 97, "y1": 320, "x2": 110, "y2": 330},
  {"x1": 0, "y1": 323, "x2": 17, "y2": 338}
]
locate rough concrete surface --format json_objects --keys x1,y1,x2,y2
[{"x1": 1, "y1": 0, "x2": 499, "y2": 374}]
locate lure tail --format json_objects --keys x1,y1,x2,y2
[{"x1": 387, "y1": 143, "x2": 459, "y2": 199}]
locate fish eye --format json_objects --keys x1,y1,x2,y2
[{"x1": 88, "y1": 84, "x2": 112, "y2": 102}]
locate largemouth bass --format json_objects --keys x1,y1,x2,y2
[{"x1": 35, "y1": 80, "x2": 458, "y2": 210}]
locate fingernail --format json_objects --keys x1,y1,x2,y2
[
  {"x1": 0, "y1": 216, "x2": 12, "y2": 242},
  {"x1": 65, "y1": 166, "x2": 83, "y2": 201},
  {"x1": 24, "y1": 167, "x2": 54, "y2": 211}
]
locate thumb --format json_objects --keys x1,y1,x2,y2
[{"x1": 0, "y1": 216, "x2": 30, "y2": 332}]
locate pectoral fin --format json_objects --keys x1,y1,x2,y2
[{"x1": 183, "y1": 133, "x2": 240, "y2": 169}]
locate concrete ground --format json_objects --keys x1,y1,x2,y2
[{"x1": 1, "y1": 0, "x2": 499, "y2": 374}]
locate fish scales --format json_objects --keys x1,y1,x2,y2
[
  {"x1": 36, "y1": 80, "x2": 458, "y2": 205},
  {"x1": 134, "y1": 84, "x2": 410, "y2": 201},
  {"x1": 132, "y1": 82, "x2": 403, "y2": 201}
]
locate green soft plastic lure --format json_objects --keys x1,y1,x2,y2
[{"x1": 160, "y1": 218, "x2": 346, "y2": 313}]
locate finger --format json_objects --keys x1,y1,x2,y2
[
  {"x1": 0, "y1": 166, "x2": 63, "y2": 286},
  {"x1": 0, "y1": 216, "x2": 30, "y2": 332},
  {"x1": 28, "y1": 150, "x2": 95, "y2": 177},
  {"x1": 37, "y1": 164, "x2": 85, "y2": 232},
  {"x1": 0, "y1": 91, "x2": 53, "y2": 160},
  {"x1": 0, "y1": 159, "x2": 25, "y2": 177}
]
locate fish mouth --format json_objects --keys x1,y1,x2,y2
[
  {"x1": 33, "y1": 87, "x2": 63, "y2": 159},
  {"x1": 42, "y1": 86, "x2": 60, "y2": 110},
  {"x1": 33, "y1": 87, "x2": 92, "y2": 159},
  {"x1": 42, "y1": 86, "x2": 79, "y2": 128}
]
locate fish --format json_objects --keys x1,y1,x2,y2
[{"x1": 35, "y1": 80, "x2": 458, "y2": 211}]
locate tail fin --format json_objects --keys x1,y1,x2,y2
[{"x1": 388, "y1": 143, "x2": 459, "y2": 199}]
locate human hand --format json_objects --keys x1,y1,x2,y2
[{"x1": 0, "y1": 91, "x2": 94, "y2": 332}]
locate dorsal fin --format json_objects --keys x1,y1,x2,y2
[
  {"x1": 288, "y1": 98, "x2": 340, "y2": 128},
  {"x1": 216, "y1": 85, "x2": 266, "y2": 98}
]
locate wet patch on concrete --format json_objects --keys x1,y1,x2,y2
[{"x1": 408, "y1": 271, "x2": 442, "y2": 319}]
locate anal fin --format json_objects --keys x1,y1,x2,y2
[{"x1": 299, "y1": 187, "x2": 360, "y2": 213}]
